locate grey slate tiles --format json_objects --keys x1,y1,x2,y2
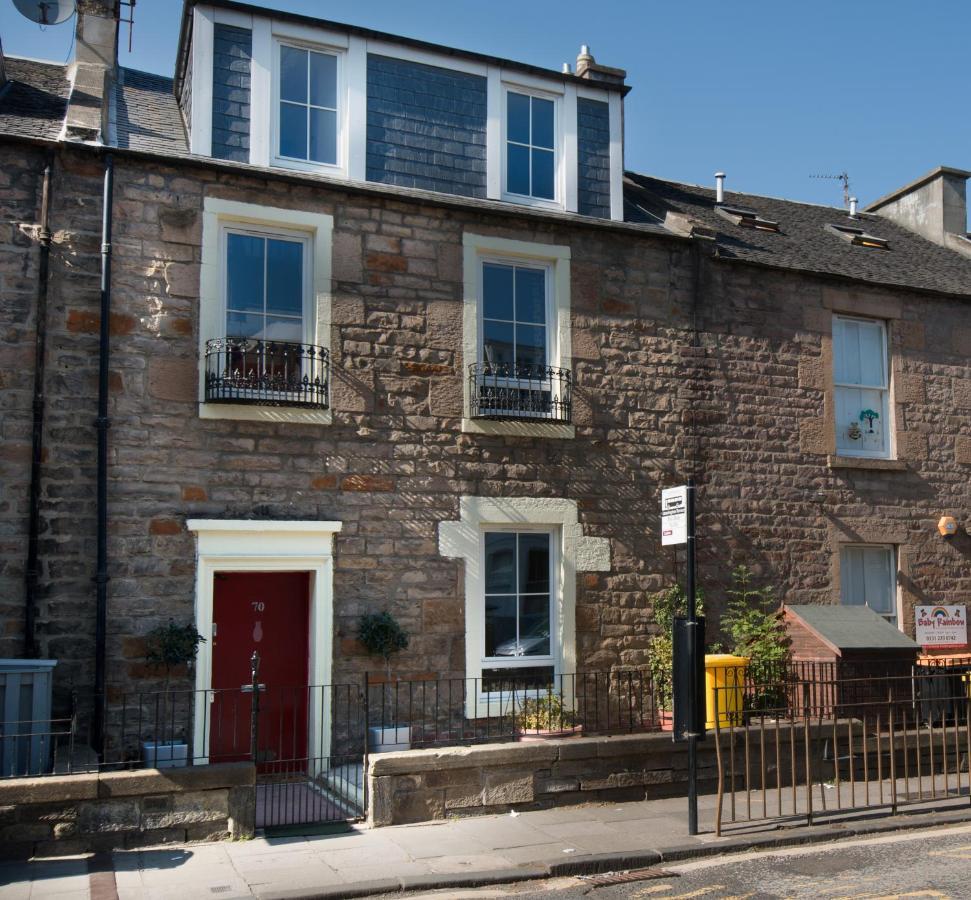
[{"x1": 366, "y1": 54, "x2": 487, "y2": 199}]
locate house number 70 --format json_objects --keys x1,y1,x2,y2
[{"x1": 251, "y1": 601, "x2": 265, "y2": 612}]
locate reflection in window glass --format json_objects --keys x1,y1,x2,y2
[
  {"x1": 506, "y1": 91, "x2": 555, "y2": 200},
  {"x1": 481, "y1": 262, "x2": 548, "y2": 376},
  {"x1": 279, "y1": 45, "x2": 338, "y2": 165},
  {"x1": 483, "y1": 531, "x2": 552, "y2": 663},
  {"x1": 226, "y1": 232, "x2": 304, "y2": 342}
]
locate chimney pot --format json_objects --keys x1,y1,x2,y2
[
  {"x1": 575, "y1": 44, "x2": 626, "y2": 85},
  {"x1": 715, "y1": 172, "x2": 726, "y2": 204},
  {"x1": 849, "y1": 197, "x2": 858, "y2": 217},
  {"x1": 562, "y1": 62, "x2": 571, "y2": 74}
]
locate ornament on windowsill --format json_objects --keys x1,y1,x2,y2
[
  {"x1": 859, "y1": 409, "x2": 880, "y2": 434},
  {"x1": 847, "y1": 421, "x2": 862, "y2": 440}
]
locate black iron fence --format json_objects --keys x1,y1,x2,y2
[
  {"x1": 468, "y1": 362, "x2": 572, "y2": 423},
  {"x1": 712, "y1": 668, "x2": 971, "y2": 835},
  {"x1": 364, "y1": 669, "x2": 660, "y2": 750},
  {"x1": 204, "y1": 337, "x2": 329, "y2": 408}
]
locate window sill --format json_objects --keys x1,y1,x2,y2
[
  {"x1": 827, "y1": 455, "x2": 907, "y2": 472},
  {"x1": 462, "y1": 417, "x2": 575, "y2": 439},
  {"x1": 200, "y1": 403, "x2": 332, "y2": 425}
]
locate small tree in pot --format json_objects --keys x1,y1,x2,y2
[
  {"x1": 357, "y1": 611, "x2": 410, "y2": 752},
  {"x1": 143, "y1": 620, "x2": 206, "y2": 768}
]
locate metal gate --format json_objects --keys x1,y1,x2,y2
[{"x1": 247, "y1": 655, "x2": 367, "y2": 829}]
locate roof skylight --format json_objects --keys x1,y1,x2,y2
[
  {"x1": 716, "y1": 204, "x2": 780, "y2": 233},
  {"x1": 826, "y1": 222, "x2": 890, "y2": 250}
]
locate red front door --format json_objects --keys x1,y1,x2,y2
[{"x1": 210, "y1": 571, "x2": 310, "y2": 766}]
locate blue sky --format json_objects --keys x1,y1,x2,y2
[{"x1": 2, "y1": 0, "x2": 968, "y2": 212}]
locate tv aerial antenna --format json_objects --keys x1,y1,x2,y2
[{"x1": 810, "y1": 171, "x2": 852, "y2": 209}]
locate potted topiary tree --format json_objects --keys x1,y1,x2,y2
[
  {"x1": 358, "y1": 611, "x2": 411, "y2": 752},
  {"x1": 142, "y1": 620, "x2": 206, "y2": 768},
  {"x1": 518, "y1": 692, "x2": 582, "y2": 741}
]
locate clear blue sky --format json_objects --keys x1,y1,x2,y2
[{"x1": 2, "y1": 0, "x2": 968, "y2": 211}]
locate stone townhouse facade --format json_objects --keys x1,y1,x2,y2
[{"x1": 3, "y1": 0, "x2": 971, "y2": 739}]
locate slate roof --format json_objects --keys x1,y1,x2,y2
[
  {"x1": 625, "y1": 172, "x2": 971, "y2": 298},
  {"x1": 114, "y1": 68, "x2": 188, "y2": 154},
  {"x1": 0, "y1": 56, "x2": 70, "y2": 142},
  {"x1": 786, "y1": 605, "x2": 918, "y2": 651}
]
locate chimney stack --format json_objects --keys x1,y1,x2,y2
[
  {"x1": 574, "y1": 44, "x2": 626, "y2": 86},
  {"x1": 715, "y1": 172, "x2": 725, "y2": 204},
  {"x1": 866, "y1": 166, "x2": 971, "y2": 257},
  {"x1": 65, "y1": 0, "x2": 120, "y2": 142}
]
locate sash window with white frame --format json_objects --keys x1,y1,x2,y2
[
  {"x1": 476, "y1": 259, "x2": 559, "y2": 418},
  {"x1": 276, "y1": 42, "x2": 340, "y2": 168},
  {"x1": 504, "y1": 89, "x2": 557, "y2": 203},
  {"x1": 833, "y1": 316, "x2": 891, "y2": 457},
  {"x1": 481, "y1": 530, "x2": 556, "y2": 693},
  {"x1": 840, "y1": 544, "x2": 898, "y2": 627},
  {"x1": 210, "y1": 225, "x2": 317, "y2": 404}
]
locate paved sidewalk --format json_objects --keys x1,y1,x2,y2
[{"x1": 3, "y1": 793, "x2": 971, "y2": 900}]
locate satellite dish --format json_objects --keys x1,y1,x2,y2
[{"x1": 13, "y1": 0, "x2": 77, "y2": 26}]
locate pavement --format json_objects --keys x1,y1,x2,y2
[{"x1": 3, "y1": 793, "x2": 971, "y2": 900}]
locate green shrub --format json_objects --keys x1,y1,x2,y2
[
  {"x1": 721, "y1": 564, "x2": 791, "y2": 711},
  {"x1": 647, "y1": 585, "x2": 704, "y2": 712},
  {"x1": 519, "y1": 693, "x2": 576, "y2": 732},
  {"x1": 145, "y1": 621, "x2": 206, "y2": 680}
]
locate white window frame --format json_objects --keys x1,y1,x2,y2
[
  {"x1": 221, "y1": 224, "x2": 313, "y2": 343},
  {"x1": 270, "y1": 37, "x2": 347, "y2": 176},
  {"x1": 833, "y1": 315, "x2": 892, "y2": 459},
  {"x1": 839, "y1": 543, "x2": 900, "y2": 627},
  {"x1": 462, "y1": 234, "x2": 573, "y2": 437},
  {"x1": 199, "y1": 198, "x2": 333, "y2": 425},
  {"x1": 501, "y1": 84, "x2": 563, "y2": 210},
  {"x1": 438, "y1": 496, "x2": 611, "y2": 718},
  {"x1": 480, "y1": 527, "x2": 558, "y2": 688},
  {"x1": 476, "y1": 256, "x2": 556, "y2": 419}
]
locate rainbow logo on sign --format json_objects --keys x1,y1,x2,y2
[{"x1": 931, "y1": 607, "x2": 951, "y2": 619}]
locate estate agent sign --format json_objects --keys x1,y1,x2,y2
[
  {"x1": 915, "y1": 606, "x2": 967, "y2": 648},
  {"x1": 661, "y1": 486, "x2": 688, "y2": 546}
]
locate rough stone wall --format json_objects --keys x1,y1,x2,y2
[
  {"x1": 0, "y1": 761, "x2": 254, "y2": 858},
  {"x1": 0, "y1": 143, "x2": 44, "y2": 660},
  {"x1": 0, "y1": 145, "x2": 104, "y2": 690},
  {"x1": 3, "y1": 142, "x2": 971, "y2": 715}
]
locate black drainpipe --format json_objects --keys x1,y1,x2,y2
[
  {"x1": 24, "y1": 151, "x2": 55, "y2": 659},
  {"x1": 93, "y1": 154, "x2": 114, "y2": 755}
]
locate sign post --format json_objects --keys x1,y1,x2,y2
[{"x1": 663, "y1": 480, "x2": 702, "y2": 835}]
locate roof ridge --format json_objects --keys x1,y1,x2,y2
[
  {"x1": 625, "y1": 170, "x2": 856, "y2": 216},
  {"x1": 4, "y1": 53, "x2": 68, "y2": 69}
]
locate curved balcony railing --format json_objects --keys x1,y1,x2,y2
[
  {"x1": 204, "y1": 338, "x2": 329, "y2": 408},
  {"x1": 469, "y1": 363, "x2": 572, "y2": 423}
]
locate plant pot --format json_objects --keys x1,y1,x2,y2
[
  {"x1": 659, "y1": 710, "x2": 674, "y2": 732},
  {"x1": 519, "y1": 725, "x2": 583, "y2": 742},
  {"x1": 368, "y1": 725, "x2": 411, "y2": 753},
  {"x1": 142, "y1": 740, "x2": 188, "y2": 769}
]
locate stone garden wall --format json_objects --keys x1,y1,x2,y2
[{"x1": 0, "y1": 761, "x2": 254, "y2": 858}]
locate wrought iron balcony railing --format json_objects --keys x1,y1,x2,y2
[
  {"x1": 204, "y1": 338, "x2": 329, "y2": 408},
  {"x1": 469, "y1": 363, "x2": 572, "y2": 423}
]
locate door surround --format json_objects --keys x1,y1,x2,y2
[{"x1": 186, "y1": 519, "x2": 342, "y2": 763}]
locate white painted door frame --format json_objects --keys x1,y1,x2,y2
[{"x1": 186, "y1": 520, "x2": 342, "y2": 766}]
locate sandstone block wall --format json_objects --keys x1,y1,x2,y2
[
  {"x1": 2, "y1": 141, "x2": 971, "y2": 713},
  {"x1": 0, "y1": 761, "x2": 255, "y2": 858}
]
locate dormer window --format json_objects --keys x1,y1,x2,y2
[
  {"x1": 827, "y1": 223, "x2": 889, "y2": 250},
  {"x1": 274, "y1": 42, "x2": 341, "y2": 170},
  {"x1": 716, "y1": 204, "x2": 779, "y2": 232},
  {"x1": 503, "y1": 88, "x2": 558, "y2": 206}
]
